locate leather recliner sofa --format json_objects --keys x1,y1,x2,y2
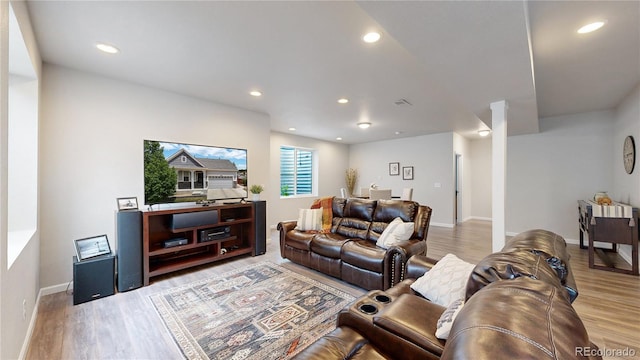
[
  {"x1": 294, "y1": 229, "x2": 602, "y2": 359},
  {"x1": 277, "y1": 197, "x2": 432, "y2": 290}
]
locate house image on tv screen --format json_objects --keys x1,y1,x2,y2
[{"x1": 166, "y1": 147, "x2": 247, "y2": 201}]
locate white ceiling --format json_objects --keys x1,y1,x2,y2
[{"x1": 21, "y1": 0, "x2": 640, "y2": 144}]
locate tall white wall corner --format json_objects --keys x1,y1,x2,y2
[{"x1": 490, "y1": 100, "x2": 508, "y2": 252}]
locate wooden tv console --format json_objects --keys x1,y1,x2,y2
[{"x1": 142, "y1": 202, "x2": 259, "y2": 285}]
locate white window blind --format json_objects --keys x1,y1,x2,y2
[{"x1": 280, "y1": 146, "x2": 314, "y2": 196}]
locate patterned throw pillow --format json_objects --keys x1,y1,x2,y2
[
  {"x1": 376, "y1": 217, "x2": 415, "y2": 249},
  {"x1": 435, "y1": 298, "x2": 465, "y2": 339},
  {"x1": 295, "y1": 208, "x2": 323, "y2": 231},
  {"x1": 410, "y1": 253, "x2": 474, "y2": 307},
  {"x1": 310, "y1": 197, "x2": 333, "y2": 233}
]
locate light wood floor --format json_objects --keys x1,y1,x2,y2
[{"x1": 27, "y1": 220, "x2": 640, "y2": 360}]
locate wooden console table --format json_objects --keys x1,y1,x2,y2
[
  {"x1": 578, "y1": 200, "x2": 639, "y2": 275},
  {"x1": 142, "y1": 202, "x2": 262, "y2": 285}
]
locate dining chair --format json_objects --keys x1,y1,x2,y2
[
  {"x1": 369, "y1": 189, "x2": 392, "y2": 200},
  {"x1": 401, "y1": 188, "x2": 413, "y2": 201}
]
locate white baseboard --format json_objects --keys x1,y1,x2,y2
[
  {"x1": 19, "y1": 282, "x2": 72, "y2": 359},
  {"x1": 618, "y1": 246, "x2": 633, "y2": 265},
  {"x1": 565, "y1": 238, "x2": 580, "y2": 245},
  {"x1": 18, "y1": 291, "x2": 39, "y2": 360},
  {"x1": 523, "y1": 236, "x2": 616, "y2": 249},
  {"x1": 41, "y1": 282, "x2": 72, "y2": 296},
  {"x1": 565, "y1": 237, "x2": 616, "y2": 249},
  {"x1": 464, "y1": 216, "x2": 492, "y2": 222},
  {"x1": 566, "y1": 238, "x2": 633, "y2": 266},
  {"x1": 431, "y1": 222, "x2": 454, "y2": 228}
]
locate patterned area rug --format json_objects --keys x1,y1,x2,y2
[{"x1": 150, "y1": 262, "x2": 355, "y2": 360}]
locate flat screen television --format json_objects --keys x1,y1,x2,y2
[{"x1": 144, "y1": 140, "x2": 247, "y2": 205}]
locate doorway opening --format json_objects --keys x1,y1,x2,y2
[{"x1": 455, "y1": 154, "x2": 463, "y2": 225}]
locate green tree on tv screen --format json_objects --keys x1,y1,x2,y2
[{"x1": 144, "y1": 140, "x2": 177, "y2": 204}]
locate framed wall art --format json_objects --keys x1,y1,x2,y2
[
  {"x1": 402, "y1": 166, "x2": 414, "y2": 180},
  {"x1": 389, "y1": 162, "x2": 400, "y2": 176}
]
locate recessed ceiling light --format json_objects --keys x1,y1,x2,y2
[
  {"x1": 478, "y1": 129, "x2": 491, "y2": 137},
  {"x1": 363, "y1": 32, "x2": 381, "y2": 43},
  {"x1": 395, "y1": 131, "x2": 403, "y2": 135},
  {"x1": 249, "y1": 90, "x2": 262, "y2": 97},
  {"x1": 337, "y1": 98, "x2": 349, "y2": 104},
  {"x1": 288, "y1": 127, "x2": 296, "y2": 131},
  {"x1": 336, "y1": 137, "x2": 343, "y2": 141},
  {"x1": 96, "y1": 43, "x2": 119, "y2": 54},
  {"x1": 577, "y1": 21, "x2": 606, "y2": 34},
  {"x1": 357, "y1": 122, "x2": 371, "y2": 129}
]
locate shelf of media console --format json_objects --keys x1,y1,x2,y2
[
  {"x1": 149, "y1": 235, "x2": 238, "y2": 256},
  {"x1": 167, "y1": 218, "x2": 252, "y2": 233},
  {"x1": 148, "y1": 247, "x2": 253, "y2": 277}
]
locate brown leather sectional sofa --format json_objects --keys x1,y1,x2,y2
[
  {"x1": 278, "y1": 197, "x2": 432, "y2": 290},
  {"x1": 294, "y1": 229, "x2": 602, "y2": 359}
]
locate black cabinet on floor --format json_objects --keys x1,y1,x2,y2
[{"x1": 73, "y1": 254, "x2": 115, "y2": 305}]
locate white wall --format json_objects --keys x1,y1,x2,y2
[
  {"x1": 7, "y1": 75, "x2": 37, "y2": 232},
  {"x1": 469, "y1": 138, "x2": 492, "y2": 220},
  {"x1": 39, "y1": 65, "x2": 271, "y2": 289},
  {"x1": 5, "y1": 74, "x2": 39, "y2": 360},
  {"x1": 507, "y1": 110, "x2": 615, "y2": 240},
  {"x1": 1, "y1": 1, "x2": 42, "y2": 358},
  {"x1": 612, "y1": 84, "x2": 640, "y2": 204},
  {"x1": 268, "y1": 131, "x2": 349, "y2": 226},
  {"x1": 0, "y1": 5, "x2": 7, "y2": 355},
  {"x1": 349, "y1": 133, "x2": 455, "y2": 226},
  {"x1": 612, "y1": 83, "x2": 640, "y2": 262}
]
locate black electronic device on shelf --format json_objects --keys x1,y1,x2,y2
[
  {"x1": 199, "y1": 226, "x2": 231, "y2": 242},
  {"x1": 163, "y1": 237, "x2": 188, "y2": 248}
]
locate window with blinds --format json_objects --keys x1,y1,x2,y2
[{"x1": 280, "y1": 146, "x2": 315, "y2": 197}]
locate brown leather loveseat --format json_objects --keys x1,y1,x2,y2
[
  {"x1": 294, "y1": 229, "x2": 602, "y2": 359},
  {"x1": 278, "y1": 197, "x2": 432, "y2": 290}
]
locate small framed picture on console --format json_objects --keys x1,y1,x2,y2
[
  {"x1": 74, "y1": 234, "x2": 112, "y2": 261},
  {"x1": 117, "y1": 197, "x2": 138, "y2": 211}
]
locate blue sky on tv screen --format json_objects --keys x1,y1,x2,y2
[{"x1": 159, "y1": 141, "x2": 247, "y2": 170}]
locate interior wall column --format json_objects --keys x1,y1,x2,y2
[{"x1": 490, "y1": 100, "x2": 508, "y2": 252}]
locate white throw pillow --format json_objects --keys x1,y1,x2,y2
[
  {"x1": 410, "y1": 253, "x2": 474, "y2": 307},
  {"x1": 376, "y1": 217, "x2": 415, "y2": 249},
  {"x1": 295, "y1": 208, "x2": 323, "y2": 231},
  {"x1": 435, "y1": 298, "x2": 465, "y2": 340}
]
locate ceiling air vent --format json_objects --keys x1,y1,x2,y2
[{"x1": 394, "y1": 99, "x2": 412, "y2": 106}]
